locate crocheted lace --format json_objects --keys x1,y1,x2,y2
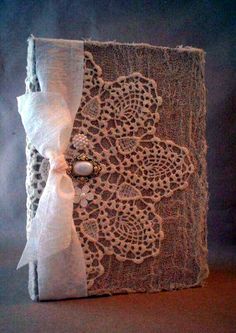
[{"x1": 26, "y1": 51, "x2": 194, "y2": 289}]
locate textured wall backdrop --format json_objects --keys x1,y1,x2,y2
[{"x1": 0, "y1": 0, "x2": 235, "y2": 275}]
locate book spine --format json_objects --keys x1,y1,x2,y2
[{"x1": 25, "y1": 35, "x2": 39, "y2": 301}]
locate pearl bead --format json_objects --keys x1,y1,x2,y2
[{"x1": 72, "y1": 161, "x2": 94, "y2": 176}]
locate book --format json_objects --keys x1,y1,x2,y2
[{"x1": 21, "y1": 36, "x2": 208, "y2": 301}]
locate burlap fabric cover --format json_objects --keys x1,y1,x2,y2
[{"x1": 24, "y1": 37, "x2": 208, "y2": 300}]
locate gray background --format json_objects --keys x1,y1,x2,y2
[{"x1": 0, "y1": 0, "x2": 235, "y2": 306}]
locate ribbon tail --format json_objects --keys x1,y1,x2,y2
[
  {"x1": 16, "y1": 221, "x2": 39, "y2": 269},
  {"x1": 17, "y1": 171, "x2": 74, "y2": 269}
]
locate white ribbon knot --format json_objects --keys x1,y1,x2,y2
[{"x1": 49, "y1": 153, "x2": 69, "y2": 173}]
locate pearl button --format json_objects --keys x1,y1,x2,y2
[{"x1": 72, "y1": 161, "x2": 94, "y2": 177}]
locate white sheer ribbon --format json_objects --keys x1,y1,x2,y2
[{"x1": 16, "y1": 37, "x2": 87, "y2": 299}]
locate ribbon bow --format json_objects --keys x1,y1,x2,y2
[{"x1": 16, "y1": 92, "x2": 87, "y2": 298}]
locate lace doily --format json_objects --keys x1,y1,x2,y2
[{"x1": 26, "y1": 51, "x2": 194, "y2": 289}]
